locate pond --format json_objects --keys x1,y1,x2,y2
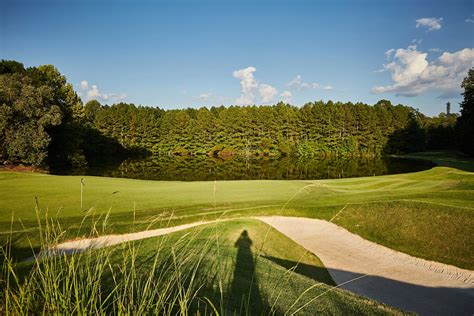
[{"x1": 52, "y1": 155, "x2": 435, "y2": 181}]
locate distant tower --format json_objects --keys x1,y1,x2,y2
[{"x1": 446, "y1": 102, "x2": 451, "y2": 115}]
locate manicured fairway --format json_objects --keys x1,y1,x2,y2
[{"x1": 1, "y1": 165, "x2": 474, "y2": 268}]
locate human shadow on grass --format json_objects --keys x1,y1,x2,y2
[
  {"x1": 6, "y1": 230, "x2": 474, "y2": 315},
  {"x1": 187, "y1": 241, "x2": 474, "y2": 315},
  {"x1": 227, "y1": 230, "x2": 269, "y2": 315},
  {"x1": 261, "y1": 255, "x2": 335, "y2": 286}
]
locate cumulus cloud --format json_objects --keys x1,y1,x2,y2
[
  {"x1": 385, "y1": 49, "x2": 395, "y2": 59},
  {"x1": 232, "y1": 66, "x2": 280, "y2": 104},
  {"x1": 287, "y1": 75, "x2": 334, "y2": 91},
  {"x1": 372, "y1": 46, "x2": 474, "y2": 98},
  {"x1": 80, "y1": 80, "x2": 89, "y2": 90},
  {"x1": 259, "y1": 84, "x2": 278, "y2": 103},
  {"x1": 416, "y1": 17, "x2": 443, "y2": 31},
  {"x1": 280, "y1": 90, "x2": 292, "y2": 102},
  {"x1": 80, "y1": 81, "x2": 126, "y2": 103},
  {"x1": 87, "y1": 85, "x2": 104, "y2": 100},
  {"x1": 233, "y1": 66, "x2": 259, "y2": 105},
  {"x1": 231, "y1": 67, "x2": 331, "y2": 104}
]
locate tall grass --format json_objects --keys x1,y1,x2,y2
[
  {"x1": 0, "y1": 205, "x2": 221, "y2": 315},
  {"x1": 0, "y1": 205, "x2": 401, "y2": 315}
]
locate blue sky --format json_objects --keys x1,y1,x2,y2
[{"x1": 1, "y1": 0, "x2": 473, "y2": 115}]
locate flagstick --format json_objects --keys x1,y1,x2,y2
[
  {"x1": 213, "y1": 180, "x2": 216, "y2": 210},
  {"x1": 80, "y1": 178, "x2": 83, "y2": 208}
]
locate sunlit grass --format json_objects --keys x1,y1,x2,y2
[
  {"x1": 1, "y1": 161, "x2": 473, "y2": 268},
  {"x1": 0, "y1": 209, "x2": 401, "y2": 315}
]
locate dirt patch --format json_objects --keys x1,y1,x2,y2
[{"x1": 0, "y1": 163, "x2": 47, "y2": 173}]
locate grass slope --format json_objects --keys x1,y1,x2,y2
[
  {"x1": 3, "y1": 219, "x2": 401, "y2": 315},
  {"x1": 397, "y1": 150, "x2": 474, "y2": 172},
  {"x1": 1, "y1": 164, "x2": 473, "y2": 268}
]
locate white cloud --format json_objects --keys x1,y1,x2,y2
[
  {"x1": 196, "y1": 92, "x2": 213, "y2": 102},
  {"x1": 385, "y1": 49, "x2": 395, "y2": 59},
  {"x1": 372, "y1": 46, "x2": 474, "y2": 98},
  {"x1": 199, "y1": 92, "x2": 212, "y2": 100},
  {"x1": 81, "y1": 81, "x2": 126, "y2": 103},
  {"x1": 259, "y1": 84, "x2": 278, "y2": 103},
  {"x1": 232, "y1": 66, "x2": 280, "y2": 104},
  {"x1": 233, "y1": 66, "x2": 259, "y2": 105},
  {"x1": 80, "y1": 80, "x2": 89, "y2": 90},
  {"x1": 466, "y1": 19, "x2": 474, "y2": 23},
  {"x1": 231, "y1": 68, "x2": 330, "y2": 105},
  {"x1": 416, "y1": 17, "x2": 443, "y2": 31},
  {"x1": 87, "y1": 84, "x2": 101, "y2": 99},
  {"x1": 107, "y1": 93, "x2": 127, "y2": 102},
  {"x1": 287, "y1": 75, "x2": 334, "y2": 91},
  {"x1": 288, "y1": 75, "x2": 310, "y2": 89},
  {"x1": 280, "y1": 90, "x2": 292, "y2": 102},
  {"x1": 429, "y1": 48, "x2": 442, "y2": 52},
  {"x1": 192, "y1": 92, "x2": 229, "y2": 104}
]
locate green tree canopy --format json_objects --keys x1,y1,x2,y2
[
  {"x1": 457, "y1": 68, "x2": 474, "y2": 156},
  {"x1": 84, "y1": 99, "x2": 102, "y2": 122},
  {"x1": 0, "y1": 69, "x2": 62, "y2": 165}
]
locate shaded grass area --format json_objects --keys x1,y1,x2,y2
[
  {"x1": 2, "y1": 218, "x2": 401, "y2": 315},
  {"x1": 1, "y1": 163, "x2": 473, "y2": 269},
  {"x1": 396, "y1": 150, "x2": 474, "y2": 172}
]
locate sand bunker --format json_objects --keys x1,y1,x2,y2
[
  {"x1": 256, "y1": 216, "x2": 474, "y2": 315},
  {"x1": 40, "y1": 216, "x2": 474, "y2": 314},
  {"x1": 37, "y1": 221, "x2": 214, "y2": 257}
]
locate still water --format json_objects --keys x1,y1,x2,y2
[{"x1": 53, "y1": 155, "x2": 435, "y2": 181}]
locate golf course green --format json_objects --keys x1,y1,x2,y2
[
  {"x1": 1, "y1": 152, "x2": 473, "y2": 314},
  {"x1": 1, "y1": 152, "x2": 473, "y2": 268}
]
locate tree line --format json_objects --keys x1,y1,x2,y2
[
  {"x1": 1, "y1": 60, "x2": 473, "y2": 169},
  {"x1": 89, "y1": 100, "x2": 457, "y2": 158}
]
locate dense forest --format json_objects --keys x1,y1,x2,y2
[
  {"x1": 0, "y1": 60, "x2": 472, "y2": 169},
  {"x1": 90, "y1": 100, "x2": 457, "y2": 158}
]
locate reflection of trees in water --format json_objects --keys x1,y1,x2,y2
[
  {"x1": 83, "y1": 155, "x2": 433, "y2": 181},
  {"x1": 228, "y1": 230, "x2": 265, "y2": 315}
]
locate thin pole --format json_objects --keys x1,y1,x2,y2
[
  {"x1": 80, "y1": 178, "x2": 84, "y2": 208},
  {"x1": 213, "y1": 180, "x2": 216, "y2": 210}
]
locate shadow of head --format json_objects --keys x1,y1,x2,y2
[{"x1": 234, "y1": 230, "x2": 252, "y2": 249}]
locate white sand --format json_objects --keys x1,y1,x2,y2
[
  {"x1": 38, "y1": 215, "x2": 474, "y2": 314},
  {"x1": 256, "y1": 216, "x2": 474, "y2": 315},
  {"x1": 36, "y1": 220, "x2": 214, "y2": 258}
]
